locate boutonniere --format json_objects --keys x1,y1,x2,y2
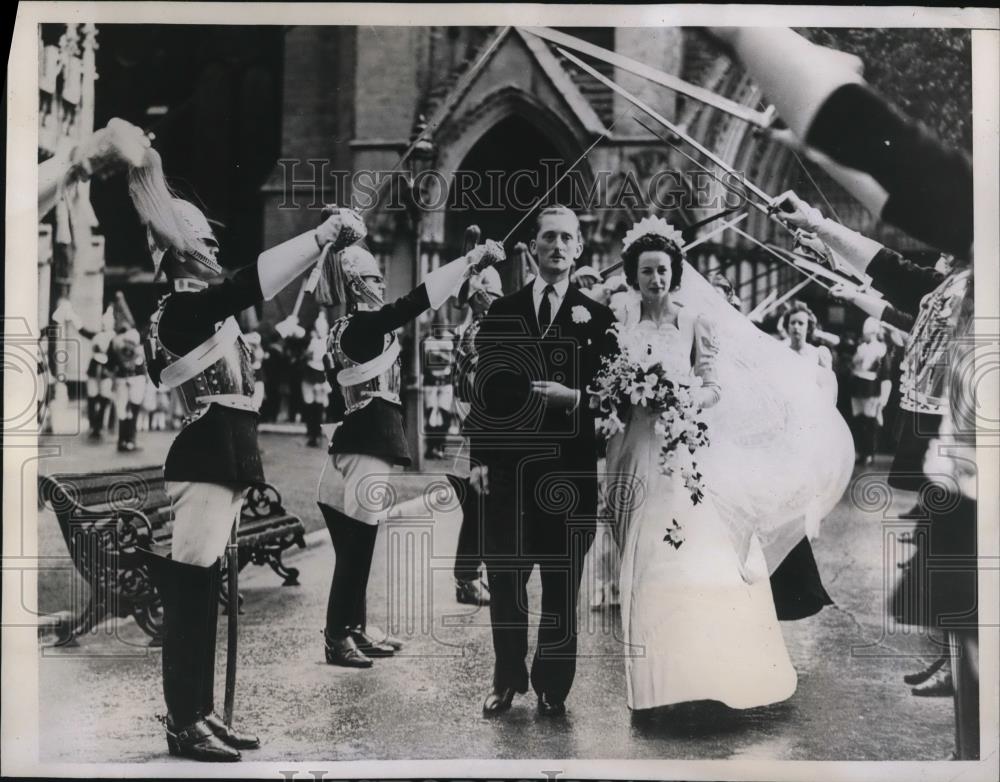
[{"x1": 571, "y1": 305, "x2": 592, "y2": 324}]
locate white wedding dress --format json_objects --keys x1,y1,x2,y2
[{"x1": 607, "y1": 309, "x2": 798, "y2": 711}]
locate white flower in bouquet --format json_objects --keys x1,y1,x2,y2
[
  {"x1": 663, "y1": 517, "x2": 685, "y2": 549},
  {"x1": 659, "y1": 443, "x2": 688, "y2": 470},
  {"x1": 588, "y1": 325, "x2": 711, "y2": 531},
  {"x1": 597, "y1": 408, "x2": 626, "y2": 438},
  {"x1": 628, "y1": 373, "x2": 660, "y2": 406},
  {"x1": 668, "y1": 414, "x2": 689, "y2": 440}
]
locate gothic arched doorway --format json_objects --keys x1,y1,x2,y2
[{"x1": 445, "y1": 113, "x2": 581, "y2": 290}]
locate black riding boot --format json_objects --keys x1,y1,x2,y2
[
  {"x1": 319, "y1": 502, "x2": 375, "y2": 667},
  {"x1": 199, "y1": 563, "x2": 261, "y2": 750},
  {"x1": 118, "y1": 415, "x2": 138, "y2": 452},
  {"x1": 86, "y1": 397, "x2": 99, "y2": 437},
  {"x1": 306, "y1": 403, "x2": 322, "y2": 447},
  {"x1": 129, "y1": 403, "x2": 144, "y2": 447},
  {"x1": 350, "y1": 519, "x2": 401, "y2": 655},
  {"x1": 142, "y1": 551, "x2": 240, "y2": 762},
  {"x1": 96, "y1": 397, "x2": 109, "y2": 434},
  {"x1": 449, "y1": 474, "x2": 490, "y2": 605}
]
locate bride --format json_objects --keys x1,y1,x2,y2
[{"x1": 603, "y1": 217, "x2": 853, "y2": 712}]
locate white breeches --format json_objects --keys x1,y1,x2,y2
[
  {"x1": 166, "y1": 481, "x2": 248, "y2": 566},
  {"x1": 317, "y1": 453, "x2": 397, "y2": 526},
  {"x1": 301, "y1": 381, "x2": 331, "y2": 407},
  {"x1": 115, "y1": 375, "x2": 147, "y2": 416}
]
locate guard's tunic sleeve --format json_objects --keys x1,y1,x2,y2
[
  {"x1": 866, "y1": 248, "x2": 946, "y2": 318},
  {"x1": 881, "y1": 304, "x2": 916, "y2": 333},
  {"x1": 338, "y1": 284, "x2": 431, "y2": 361},
  {"x1": 806, "y1": 84, "x2": 973, "y2": 258}
]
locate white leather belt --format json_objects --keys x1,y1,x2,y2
[
  {"x1": 160, "y1": 318, "x2": 241, "y2": 389},
  {"x1": 195, "y1": 393, "x2": 259, "y2": 413},
  {"x1": 337, "y1": 339, "x2": 401, "y2": 387}
]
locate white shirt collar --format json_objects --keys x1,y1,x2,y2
[
  {"x1": 173, "y1": 278, "x2": 209, "y2": 293},
  {"x1": 532, "y1": 275, "x2": 570, "y2": 308}
]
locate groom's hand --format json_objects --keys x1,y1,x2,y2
[{"x1": 530, "y1": 381, "x2": 580, "y2": 410}]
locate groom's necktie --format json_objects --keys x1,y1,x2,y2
[{"x1": 538, "y1": 284, "x2": 554, "y2": 334}]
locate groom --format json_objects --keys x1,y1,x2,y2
[{"x1": 465, "y1": 206, "x2": 615, "y2": 716}]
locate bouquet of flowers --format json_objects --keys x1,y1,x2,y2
[{"x1": 589, "y1": 324, "x2": 710, "y2": 548}]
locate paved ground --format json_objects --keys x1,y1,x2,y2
[{"x1": 34, "y1": 426, "x2": 956, "y2": 763}]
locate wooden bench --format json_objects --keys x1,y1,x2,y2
[{"x1": 39, "y1": 465, "x2": 306, "y2": 645}]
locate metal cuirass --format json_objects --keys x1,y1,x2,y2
[
  {"x1": 328, "y1": 316, "x2": 402, "y2": 414},
  {"x1": 145, "y1": 299, "x2": 257, "y2": 418}
]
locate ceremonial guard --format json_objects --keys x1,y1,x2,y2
[
  {"x1": 302, "y1": 312, "x2": 332, "y2": 447},
  {"x1": 450, "y1": 265, "x2": 503, "y2": 606},
  {"x1": 49, "y1": 298, "x2": 116, "y2": 441},
  {"x1": 109, "y1": 292, "x2": 146, "y2": 452},
  {"x1": 311, "y1": 239, "x2": 504, "y2": 668},
  {"x1": 131, "y1": 153, "x2": 365, "y2": 762},
  {"x1": 80, "y1": 306, "x2": 114, "y2": 440},
  {"x1": 422, "y1": 325, "x2": 456, "y2": 460}
]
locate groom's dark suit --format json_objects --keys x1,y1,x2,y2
[{"x1": 464, "y1": 280, "x2": 615, "y2": 703}]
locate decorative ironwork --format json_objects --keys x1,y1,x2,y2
[
  {"x1": 39, "y1": 470, "x2": 307, "y2": 646},
  {"x1": 242, "y1": 483, "x2": 282, "y2": 519}
]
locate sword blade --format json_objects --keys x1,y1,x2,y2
[
  {"x1": 600, "y1": 212, "x2": 748, "y2": 279},
  {"x1": 765, "y1": 241, "x2": 870, "y2": 286},
  {"x1": 683, "y1": 211, "x2": 748, "y2": 252},
  {"x1": 750, "y1": 279, "x2": 809, "y2": 322},
  {"x1": 632, "y1": 116, "x2": 771, "y2": 216},
  {"x1": 557, "y1": 47, "x2": 776, "y2": 206},
  {"x1": 726, "y1": 224, "x2": 834, "y2": 291},
  {"x1": 500, "y1": 110, "x2": 625, "y2": 245},
  {"x1": 223, "y1": 522, "x2": 239, "y2": 727},
  {"x1": 521, "y1": 27, "x2": 774, "y2": 128}
]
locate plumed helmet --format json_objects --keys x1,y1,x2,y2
[
  {"x1": 144, "y1": 198, "x2": 219, "y2": 277},
  {"x1": 128, "y1": 149, "x2": 220, "y2": 277},
  {"x1": 314, "y1": 244, "x2": 384, "y2": 308},
  {"x1": 172, "y1": 198, "x2": 214, "y2": 243},
  {"x1": 339, "y1": 245, "x2": 381, "y2": 279}
]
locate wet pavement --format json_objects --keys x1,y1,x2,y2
[{"x1": 34, "y1": 428, "x2": 956, "y2": 763}]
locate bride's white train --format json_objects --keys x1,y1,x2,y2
[{"x1": 602, "y1": 217, "x2": 853, "y2": 711}]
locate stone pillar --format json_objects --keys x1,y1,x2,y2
[
  {"x1": 66, "y1": 231, "x2": 106, "y2": 382},
  {"x1": 260, "y1": 26, "x2": 358, "y2": 328}
]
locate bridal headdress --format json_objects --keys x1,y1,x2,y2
[{"x1": 621, "y1": 216, "x2": 686, "y2": 256}]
